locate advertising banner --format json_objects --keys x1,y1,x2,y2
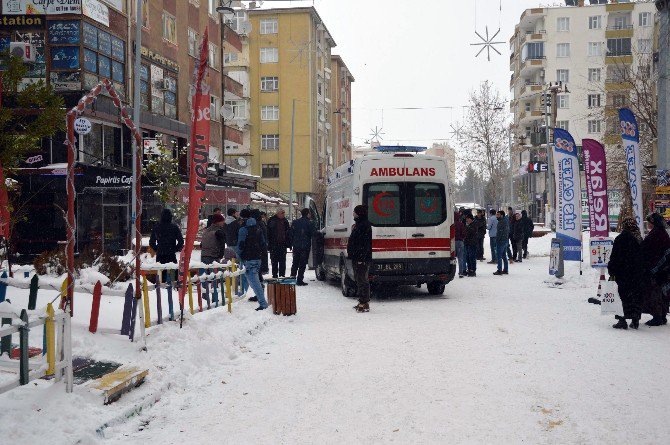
[
  {"x1": 553, "y1": 128, "x2": 582, "y2": 261},
  {"x1": 582, "y1": 139, "x2": 609, "y2": 238},
  {"x1": 2, "y1": 0, "x2": 81, "y2": 15},
  {"x1": 178, "y1": 27, "x2": 210, "y2": 321},
  {"x1": 590, "y1": 237, "x2": 613, "y2": 268},
  {"x1": 619, "y1": 108, "x2": 644, "y2": 229}
]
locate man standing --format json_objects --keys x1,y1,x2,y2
[
  {"x1": 200, "y1": 213, "x2": 226, "y2": 265},
  {"x1": 267, "y1": 209, "x2": 291, "y2": 278},
  {"x1": 347, "y1": 205, "x2": 372, "y2": 313},
  {"x1": 493, "y1": 210, "x2": 509, "y2": 275},
  {"x1": 224, "y1": 208, "x2": 240, "y2": 249},
  {"x1": 290, "y1": 208, "x2": 315, "y2": 286},
  {"x1": 454, "y1": 211, "x2": 466, "y2": 278},
  {"x1": 475, "y1": 209, "x2": 487, "y2": 261},
  {"x1": 487, "y1": 209, "x2": 498, "y2": 264},
  {"x1": 149, "y1": 208, "x2": 184, "y2": 264},
  {"x1": 206, "y1": 208, "x2": 222, "y2": 228},
  {"x1": 512, "y1": 212, "x2": 524, "y2": 262},
  {"x1": 521, "y1": 210, "x2": 534, "y2": 259},
  {"x1": 507, "y1": 206, "x2": 515, "y2": 263},
  {"x1": 464, "y1": 212, "x2": 478, "y2": 277},
  {"x1": 237, "y1": 211, "x2": 269, "y2": 310}
]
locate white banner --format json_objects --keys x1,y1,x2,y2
[
  {"x1": 2, "y1": 0, "x2": 81, "y2": 15},
  {"x1": 619, "y1": 108, "x2": 644, "y2": 230},
  {"x1": 552, "y1": 128, "x2": 582, "y2": 262},
  {"x1": 83, "y1": 0, "x2": 109, "y2": 27}
]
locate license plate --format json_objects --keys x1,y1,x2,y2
[{"x1": 374, "y1": 263, "x2": 404, "y2": 272}]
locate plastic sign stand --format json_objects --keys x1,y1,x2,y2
[
  {"x1": 549, "y1": 238, "x2": 565, "y2": 278},
  {"x1": 590, "y1": 237, "x2": 613, "y2": 268}
]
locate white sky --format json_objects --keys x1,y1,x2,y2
[{"x1": 253, "y1": 0, "x2": 544, "y2": 147}]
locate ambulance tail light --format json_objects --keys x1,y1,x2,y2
[
  {"x1": 449, "y1": 223, "x2": 456, "y2": 258},
  {"x1": 393, "y1": 153, "x2": 414, "y2": 158}
]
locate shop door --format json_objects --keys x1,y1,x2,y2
[{"x1": 102, "y1": 204, "x2": 129, "y2": 254}]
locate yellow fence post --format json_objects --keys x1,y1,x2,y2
[
  {"x1": 59, "y1": 278, "x2": 67, "y2": 310},
  {"x1": 188, "y1": 272, "x2": 195, "y2": 315},
  {"x1": 142, "y1": 274, "x2": 151, "y2": 328},
  {"x1": 231, "y1": 258, "x2": 237, "y2": 296},
  {"x1": 226, "y1": 265, "x2": 232, "y2": 314},
  {"x1": 45, "y1": 303, "x2": 56, "y2": 376}
]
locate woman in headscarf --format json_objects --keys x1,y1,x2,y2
[
  {"x1": 640, "y1": 213, "x2": 670, "y2": 326},
  {"x1": 608, "y1": 217, "x2": 643, "y2": 329}
]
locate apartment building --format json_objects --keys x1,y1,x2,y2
[
  {"x1": 509, "y1": 0, "x2": 656, "y2": 220},
  {"x1": 425, "y1": 143, "x2": 457, "y2": 185},
  {"x1": 330, "y1": 55, "x2": 355, "y2": 167}
]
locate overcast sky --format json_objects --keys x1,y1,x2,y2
[{"x1": 254, "y1": 0, "x2": 544, "y2": 147}]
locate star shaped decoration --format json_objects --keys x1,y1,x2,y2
[
  {"x1": 369, "y1": 126, "x2": 385, "y2": 143},
  {"x1": 450, "y1": 122, "x2": 464, "y2": 141},
  {"x1": 470, "y1": 26, "x2": 505, "y2": 62}
]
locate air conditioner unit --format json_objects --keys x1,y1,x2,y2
[{"x1": 10, "y1": 42, "x2": 36, "y2": 63}]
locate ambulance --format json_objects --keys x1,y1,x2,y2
[{"x1": 310, "y1": 146, "x2": 456, "y2": 296}]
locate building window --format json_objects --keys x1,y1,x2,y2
[
  {"x1": 262, "y1": 164, "x2": 280, "y2": 178},
  {"x1": 208, "y1": 42, "x2": 220, "y2": 70},
  {"x1": 589, "y1": 16, "x2": 602, "y2": 30},
  {"x1": 260, "y1": 76, "x2": 279, "y2": 92},
  {"x1": 588, "y1": 120, "x2": 602, "y2": 134},
  {"x1": 82, "y1": 23, "x2": 126, "y2": 95},
  {"x1": 525, "y1": 102, "x2": 531, "y2": 112},
  {"x1": 613, "y1": 16, "x2": 629, "y2": 30},
  {"x1": 228, "y1": 11, "x2": 247, "y2": 32},
  {"x1": 522, "y1": 42, "x2": 544, "y2": 60},
  {"x1": 210, "y1": 96, "x2": 221, "y2": 122},
  {"x1": 588, "y1": 42, "x2": 602, "y2": 57},
  {"x1": 557, "y1": 17, "x2": 570, "y2": 32},
  {"x1": 207, "y1": 0, "x2": 218, "y2": 16},
  {"x1": 607, "y1": 38, "x2": 631, "y2": 56},
  {"x1": 556, "y1": 120, "x2": 569, "y2": 131},
  {"x1": 260, "y1": 18, "x2": 278, "y2": 35},
  {"x1": 225, "y1": 100, "x2": 246, "y2": 120},
  {"x1": 162, "y1": 11, "x2": 177, "y2": 44},
  {"x1": 639, "y1": 12, "x2": 652, "y2": 27},
  {"x1": 556, "y1": 69, "x2": 569, "y2": 83},
  {"x1": 224, "y1": 52, "x2": 238, "y2": 64},
  {"x1": 557, "y1": 94, "x2": 569, "y2": 109},
  {"x1": 612, "y1": 94, "x2": 627, "y2": 108},
  {"x1": 188, "y1": 28, "x2": 199, "y2": 57},
  {"x1": 557, "y1": 43, "x2": 570, "y2": 58},
  {"x1": 588, "y1": 68, "x2": 601, "y2": 82},
  {"x1": 638, "y1": 39, "x2": 652, "y2": 54},
  {"x1": 588, "y1": 94, "x2": 602, "y2": 108},
  {"x1": 260, "y1": 47, "x2": 278, "y2": 63},
  {"x1": 261, "y1": 105, "x2": 279, "y2": 121},
  {"x1": 261, "y1": 134, "x2": 280, "y2": 150}
]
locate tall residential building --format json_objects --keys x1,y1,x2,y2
[
  {"x1": 509, "y1": 0, "x2": 656, "y2": 221},
  {"x1": 330, "y1": 55, "x2": 355, "y2": 167},
  {"x1": 425, "y1": 143, "x2": 456, "y2": 184},
  {"x1": 247, "y1": 7, "x2": 336, "y2": 205}
]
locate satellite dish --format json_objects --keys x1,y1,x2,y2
[
  {"x1": 221, "y1": 104, "x2": 235, "y2": 120},
  {"x1": 237, "y1": 157, "x2": 247, "y2": 167},
  {"x1": 240, "y1": 21, "x2": 252, "y2": 35}
]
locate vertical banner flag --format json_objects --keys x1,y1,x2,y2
[
  {"x1": 0, "y1": 162, "x2": 9, "y2": 239},
  {"x1": 553, "y1": 128, "x2": 582, "y2": 261},
  {"x1": 619, "y1": 108, "x2": 644, "y2": 229},
  {"x1": 582, "y1": 139, "x2": 609, "y2": 238},
  {"x1": 178, "y1": 27, "x2": 210, "y2": 320}
]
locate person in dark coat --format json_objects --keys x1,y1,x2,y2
[
  {"x1": 200, "y1": 213, "x2": 226, "y2": 265},
  {"x1": 521, "y1": 210, "x2": 534, "y2": 259},
  {"x1": 206, "y1": 208, "x2": 222, "y2": 228},
  {"x1": 224, "y1": 208, "x2": 241, "y2": 249},
  {"x1": 347, "y1": 205, "x2": 373, "y2": 313},
  {"x1": 251, "y1": 209, "x2": 269, "y2": 282},
  {"x1": 511, "y1": 212, "x2": 524, "y2": 262},
  {"x1": 640, "y1": 213, "x2": 670, "y2": 326},
  {"x1": 267, "y1": 209, "x2": 292, "y2": 278},
  {"x1": 464, "y1": 212, "x2": 478, "y2": 277},
  {"x1": 238, "y1": 214, "x2": 268, "y2": 310},
  {"x1": 149, "y1": 209, "x2": 184, "y2": 264},
  {"x1": 507, "y1": 206, "x2": 515, "y2": 263},
  {"x1": 474, "y1": 209, "x2": 487, "y2": 261},
  {"x1": 454, "y1": 211, "x2": 466, "y2": 278},
  {"x1": 290, "y1": 208, "x2": 315, "y2": 286},
  {"x1": 493, "y1": 210, "x2": 509, "y2": 275},
  {"x1": 608, "y1": 217, "x2": 644, "y2": 329}
]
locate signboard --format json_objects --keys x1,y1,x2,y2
[
  {"x1": 47, "y1": 20, "x2": 80, "y2": 44},
  {"x1": 143, "y1": 138, "x2": 160, "y2": 155},
  {"x1": 100, "y1": 0, "x2": 122, "y2": 11},
  {"x1": 590, "y1": 237, "x2": 613, "y2": 268},
  {"x1": 83, "y1": 0, "x2": 109, "y2": 27},
  {"x1": 141, "y1": 46, "x2": 179, "y2": 72},
  {"x1": 619, "y1": 108, "x2": 644, "y2": 230},
  {"x1": 50, "y1": 45, "x2": 79, "y2": 70},
  {"x1": 2, "y1": 0, "x2": 82, "y2": 15},
  {"x1": 74, "y1": 117, "x2": 92, "y2": 135},
  {"x1": 0, "y1": 15, "x2": 45, "y2": 28},
  {"x1": 582, "y1": 139, "x2": 609, "y2": 238},
  {"x1": 14, "y1": 30, "x2": 45, "y2": 78},
  {"x1": 549, "y1": 238, "x2": 564, "y2": 278},
  {"x1": 49, "y1": 71, "x2": 80, "y2": 90},
  {"x1": 527, "y1": 161, "x2": 548, "y2": 173},
  {"x1": 552, "y1": 128, "x2": 582, "y2": 262},
  {"x1": 82, "y1": 21, "x2": 97, "y2": 48}
]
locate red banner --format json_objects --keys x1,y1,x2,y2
[
  {"x1": 582, "y1": 139, "x2": 609, "y2": 238},
  {"x1": 178, "y1": 27, "x2": 210, "y2": 319},
  {"x1": 0, "y1": 161, "x2": 9, "y2": 239}
]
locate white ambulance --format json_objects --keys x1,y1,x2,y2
[{"x1": 310, "y1": 146, "x2": 456, "y2": 296}]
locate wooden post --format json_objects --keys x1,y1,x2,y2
[
  {"x1": 19, "y1": 309, "x2": 29, "y2": 385},
  {"x1": 58, "y1": 278, "x2": 67, "y2": 311},
  {"x1": 155, "y1": 272, "x2": 163, "y2": 324},
  {"x1": 187, "y1": 272, "x2": 194, "y2": 315},
  {"x1": 219, "y1": 270, "x2": 225, "y2": 307},
  {"x1": 28, "y1": 275, "x2": 38, "y2": 310},
  {"x1": 89, "y1": 281, "x2": 102, "y2": 333},
  {"x1": 63, "y1": 311, "x2": 73, "y2": 393},
  {"x1": 142, "y1": 274, "x2": 150, "y2": 328},
  {"x1": 46, "y1": 303, "x2": 55, "y2": 375},
  {"x1": 196, "y1": 271, "x2": 203, "y2": 313}
]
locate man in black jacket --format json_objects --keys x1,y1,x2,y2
[
  {"x1": 347, "y1": 205, "x2": 372, "y2": 313},
  {"x1": 464, "y1": 212, "x2": 478, "y2": 277},
  {"x1": 290, "y1": 208, "x2": 315, "y2": 286},
  {"x1": 267, "y1": 209, "x2": 291, "y2": 278},
  {"x1": 474, "y1": 209, "x2": 487, "y2": 261},
  {"x1": 521, "y1": 210, "x2": 534, "y2": 259},
  {"x1": 149, "y1": 208, "x2": 184, "y2": 264}
]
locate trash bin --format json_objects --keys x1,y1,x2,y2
[{"x1": 267, "y1": 278, "x2": 296, "y2": 316}]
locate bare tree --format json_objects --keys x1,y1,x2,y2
[{"x1": 458, "y1": 81, "x2": 510, "y2": 205}]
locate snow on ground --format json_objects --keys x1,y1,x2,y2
[{"x1": 2, "y1": 233, "x2": 670, "y2": 444}]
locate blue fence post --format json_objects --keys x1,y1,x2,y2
[
  {"x1": 0, "y1": 298, "x2": 11, "y2": 357},
  {"x1": 19, "y1": 309, "x2": 29, "y2": 385},
  {"x1": 166, "y1": 271, "x2": 174, "y2": 321},
  {"x1": 0, "y1": 271, "x2": 7, "y2": 303},
  {"x1": 212, "y1": 268, "x2": 219, "y2": 307},
  {"x1": 156, "y1": 273, "x2": 163, "y2": 325}
]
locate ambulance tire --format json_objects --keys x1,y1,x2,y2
[
  {"x1": 340, "y1": 262, "x2": 357, "y2": 298},
  {"x1": 427, "y1": 281, "x2": 445, "y2": 295},
  {"x1": 315, "y1": 264, "x2": 327, "y2": 281}
]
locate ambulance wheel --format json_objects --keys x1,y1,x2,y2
[
  {"x1": 427, "y1": 281, "x2": 445, "y2": 295},
  {"x1": 340, "y1": 263, "x2": 357, "y2": 298},
  {"x1": 315, "y1": 264, "x2": 327, "y2": 281}
]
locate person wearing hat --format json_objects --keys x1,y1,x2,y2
[
  {"x1": 201, "y1": 213, "x2": 226, "y2": 265},
  {"x1": 267, "y1": 209, "x2": 292, "y2": 278},
  {"x1": 348, "y1": 205, "x2": 372, "y2": 313},
  {"x1": 640, "y1": 213, "x2": 670, "y2": 326}
]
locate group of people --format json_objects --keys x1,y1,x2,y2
[
  {"x1": 607, "y1": 213, "x2": 670, "y2": 329},
  {"x1": 149, "y1": 206, "x2": 316, "y2": 312},
  {"x1": 454, "y1": 207, "x2": 534, "y2": 278}
]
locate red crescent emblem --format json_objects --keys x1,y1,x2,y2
[
  {"x1": 420, "y1": 197, "x2": 438, "y2": 213},
  {"x1": 373, "y1": 192, "x2": 393, "y2": 217}
]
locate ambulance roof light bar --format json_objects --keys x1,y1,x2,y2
[{"x1": 375, "y1": 145, "x2": 427, "y2": 153}]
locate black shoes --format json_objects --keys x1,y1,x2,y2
[
  {"x1": 630, "y1": 318, "x2": 640, "y2": 329},
  {"x1": 296, "y1": 281, "x2": 308, "y2": 286},
  {"x1": 613, "y1": 318, "x2": 628, "y2": 329},
  {"x1": 248, "y1": 296, "x2": 258, "y2": 302},
  {"x1": 493, "y1": 270, "x2": 503, "y2": 275},
  {"x1": 645, "y1": 317, "x2": 667, "y2": 326},
  {"x1": 255, "y1": 305, "x2": 268, "y2": 311},
  {"x1": 354, "y1": 303, "x2": 370, "y2": 313},
  {"x1": 468, "y1": 272, "x2": 476, "y2": 277}
]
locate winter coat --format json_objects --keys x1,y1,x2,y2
[
  {"x1": 608, "y1": 230, "x2": 644, "y2": 319},
  {"x1": 149, "y1": 209, "x2": 184, "y2": 264},
  {"x1": 640, "y1": 226, "x2": 670, "y2": 317},
  {"x1": 224, "y1": 215, "x2": 241, "y2": 249},
  {"x1": 200, "y1": 224, "x2": 226, "y2": 261},
  {"x1": 508, "y1": 217, "x2": 516, "y2": 240},
  {"x1": 521, "y1": 214, "x2": 534, "y2": 239},
  {"x1": 512, "y1": 217, "x2": 524, "y2": 241},
  {"x1": 454, "y1": 212, "x2": 466, "y2": 241},
  {"x1": 487, "y1": 215, "x2": 498, "y2": 238},
  {"x1": 347, "y1": 215, "x2": 372, "y2": 262},
  {"x1": 496, "y1": 217, "x2": 509, "y2": 245},
  {"x1": 291, "y1": 216, "x2": 315, "y2": 252},
  {"x1": 464, "y1": 221, "x2": 478, "y2": 246},
  {"x1": 238, "y1": 218, "x2": 267, "y2": 261},
  {"x1": 474, "y1": 216, "x2": 486, "y2": 239},
  {"x1": 267, "y1": 215, "x2": 291, "y2": 250}
]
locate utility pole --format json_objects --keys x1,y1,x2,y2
[
  {"x1": 658, "y1": 0, "x2": 670, "y2": 170},
  {"x1": 289, "y1": 99, "x2": 296, "y2": 221},
  {"x1": 509, "y1": 130, "x2": 513, "y2": 207}
]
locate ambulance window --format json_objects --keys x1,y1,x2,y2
[
  {"x1": 411, "y1": 183, "x2": 446, "y2": 226},
  {"x1": 365, "y1": 183, "x2": 402, "y2": 226}
]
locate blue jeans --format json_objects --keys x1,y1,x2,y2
[
  {"x1": 235, "y1": 252, "x2": 248, "y2": 295},
  {"x1": 465, "y1": 245, "x2": 477, "y2": 273},
  {"x1": 497, "y1": 243, "x2": 508, "y2": 272},
  {"x1": 455, "y1": 240, "x2": 466, "y2": 276},
  {"x1": 489, "y1": 237, "x2": 497, "y2": 262},
  {"x1": 243, "y1": 260, "x2": 267, "y2": 308}
]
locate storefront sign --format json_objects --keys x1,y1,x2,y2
[
  {"x1": 140, "y1": 46, "x2": 179, "y2": 72},
  {"x1": 143, "y1": 138, "x2": 160, "y2": 155},
  {"x1": 82, "y1": 0, "x2": 109, "y2": 27},
  {"x1": 619, "y1": 108, "x2": 644, "y2": 230},
  {"x1": 582, "y1": 139, "x2": 609, "y2": 238},
  {"x1": 2, "y1": 0, "x2": 82, "y2": 15},
  {"x1": 94, "y1": 175, "x2": 131, "y2": 186},
  {"x1": 0, "y1": 15, "x2": 45, "y2": 27},
  {"x1": 25, "y1": 154, "x2": 44, "y2": 164},
  {"x1": 47, "y1": 20, "x2": 79, "y2": 44},
  {"x1": 50, "y1": 45, "x2": 79, "y2": 70},
  {"x1": 74, "y1": 117, "x2": 92, "y2": 135}
]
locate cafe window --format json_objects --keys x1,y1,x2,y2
[
  {"x1": 80, "y1": 121, "x2": 124, "y2": 167},
  {"x1": 82, "y1": 22, "x2": 125, "y2": 93}
]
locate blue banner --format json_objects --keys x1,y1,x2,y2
[
  {"x1": 619, "y1": 108, "x2": 644, "y2": 230},
  {"x1": 553, "y1": 128, "x2": 582, "y2": 261}
]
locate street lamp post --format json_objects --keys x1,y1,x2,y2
[{"x1": 657, "y1": 0, "x2": 670, "y2": 171}]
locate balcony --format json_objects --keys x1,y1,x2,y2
[
  {"x1": 606, "y1": 25, "x2": 633, "y2": 39},
  {"x1": 605, "y1": 54, "x2": 633, "y2": 65},
  {"x1": 606, "y1": 2, "x2": 634, "y2": 12},
  {"x1": 223, "y1": 24, "x2": 243, "y2": 53},
  {"x1": 224, "y1": 125, "x2": 244, "y2": 146},
  {"x1": 520, "y1": 56, "x2": 546, "y2": 76},
  {"x1": 520, "y1": 82, "x2": 543, "y2": 98},
  {"x1": 519, "y1": 109, "x2": 543, "y2": 123},
  {"x1": 223, "y1": 75, "x2": 244, "y2": 100}
]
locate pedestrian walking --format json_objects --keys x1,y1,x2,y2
[
  {"x1": 464, "y1": 212, "x2": 478, "y2": 277},
  {"x1": 493, "y1": 210, "x2": 509, "y2": 275},
  {"x1": 290, "y1": 208, "x2": 315, "y2": 286},
  {"x1": 521, "y1": 210, "x2": 534, "y2": 259},
  {"x1": 149, "y1": 209, "x2": 184, "y2": 283},
  {"x1": 347, "y1": 205, "x2": 372, "y2": 313},
  {"x1": 507, "y1": 206, "x2": 515, "y2": 263},
  {"x1": 607, "y1": 217, "x2": 644, "y2": 329},
  {"x1": 512, "y1": 212, "x2": 524, "y2": 262},
  {"x1": 454, "y1": 211, "x2": 466, "y2": 278},
  {"x1": 267, "y1": 209, "x2": 291, "y2": 278},
  {"x1": 640, "y1": 213, "x2": 670, "y2": 326},
  {"x1": 237, "y1": 212, "x2": 269, "y2": 310},
  {"x1": 487, "y1": 209, "x2": 498, "y2": 264},
  {"x1": 200, "y1": 213, "x2": 226, "y2": 265},
  {"x1": 475, "y1": 209, "x2": 487, "y2": 261}
]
